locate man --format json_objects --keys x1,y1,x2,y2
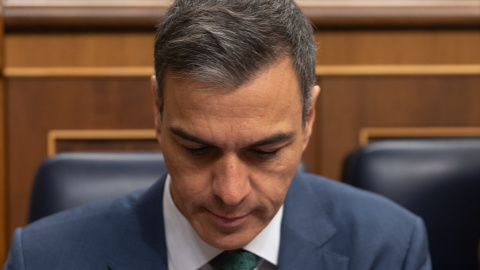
[{"x1": 4, "y1": 0, "x2": 431, "y2": 269}]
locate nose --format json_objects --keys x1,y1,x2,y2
[{"x1": 212, "y1": 153, "x2": 251, "y2": 206}]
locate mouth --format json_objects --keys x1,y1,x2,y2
[{"x1": 207, "y1": 210, "x2": 250, "y2": 228}]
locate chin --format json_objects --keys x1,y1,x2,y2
[
  {"x1": 192, "y1": 212, "x2": 269, "y2": 250},
  {"x1": 198, "y1": 228, "x2": 258, "y2": 250},
  {"x1": 207, "y1": 236, "x2": 252, "y2": 250}
]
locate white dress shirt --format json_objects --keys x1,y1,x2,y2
[{"x1": 163, "y1": 175, "x2": 282, "y2": 270}]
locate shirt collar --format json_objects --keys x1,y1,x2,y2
[{"x1": 163, "y1": 174, "x2": 282, "y2": 269}]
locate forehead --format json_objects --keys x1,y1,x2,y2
[{"x1": 162, "y1": 57, "x2": 303, "y2": 144}]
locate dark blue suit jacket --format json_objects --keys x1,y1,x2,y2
[{"x1": 4, "y1": 173, "x2": 431, "y2": 269}]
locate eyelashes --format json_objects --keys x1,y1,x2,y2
[
  {"x1": 185, "y1": 146, "x2": 211, "y2": 156},
  {"x1": 184, "y1": 146, "x2": 280, "y2": 160},
  {"x1": 249, "y1": 149, "x2": 280, "y2": 160}
]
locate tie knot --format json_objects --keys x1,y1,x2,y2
[{"x1": 209, "y1": 249, "x2": 258, "y2": 270}]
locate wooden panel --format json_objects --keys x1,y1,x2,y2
[
  {"x1": 0, "y1": 3, "x2": 7, "y2": 263},
  {"x1": 315, "y1": 30, "x2": 480, "y2": 65},
  {"x1": 48, "y1": 129, "x2": 158, "y2": 155},
  {"x1": 4, "y1": 32, "x2": 154, "y2": 67},
  {"x1": 4, "y1": 64, "x2": 480, "y2": 78},
  {"x1": 3, "y1": 0, "x2": 479, "y2": 29},
  {"x1": 5, "y1": 30, "x2": 480, "y2": 69},
  {"x1": 359, "y1": 127, "x2": 480, "y2": 145},
  {"x1": 313, "y1": 75, "x2": 480, "y2": 179},
  {"x1": 4, "y1": 67, "x2": 154, "y2": 77},
  {"x1": 316, "y1": 65, "x2": 480, "y2": 76},
  {"x1": 55, "y1": 139, "x2": 161, "y2": 154},
  {"x1": 0, "y1": 79, "x2": 6, "y2": 265},
  {"x1": 6, "y1": 77, "x2": 155, "y2": 239},
  {"x1": 303, "y1": 2, "x2": 480, "y2": 28}
]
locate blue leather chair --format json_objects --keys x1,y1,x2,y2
[
  {"x1": 28, "y1": 152, "x2": 167, "y2": 223},
  {"x1": 343, "y1": 138, "x2": 480, "y2": 270},
  {"x1": 29, "y1": 152, "x2": 308, "y2": 223}
]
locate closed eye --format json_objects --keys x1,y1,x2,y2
[
  {"x1": 250, "y1": 148, "x2": 280, "y2": 160},
  {"x1": 185, "y1": 146, "x2": 211, "y2": 156}
]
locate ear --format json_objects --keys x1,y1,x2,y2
[
  {"x1": 302, "y1": 85, "x2": 321, "y2": 151},
  {"x1": 150, "y1": 75, "x2": 162, "y2": 143}
]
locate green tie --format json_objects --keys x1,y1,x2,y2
[{"x1": 209, "y1": 249, "x2": 258, "y2": 270}]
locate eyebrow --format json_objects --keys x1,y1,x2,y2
[
  {"x1": 247, "y1": 132, "x2": 295, "y2": 148},
  {"x1": 170, "y1": 127, "x2": 211, "y2": 145},
  {"x1": 170, "y1": 127, "x2": 295, "y2": 148}
]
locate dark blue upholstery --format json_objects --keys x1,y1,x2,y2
[
  {"x1": 29, "y1": 152, "x2": 309, "y2": 224},
  {"x1": 28, "y1": 152, "x2": 167, "y2": 223},
  {"x1": 343, "y1": 138, "x2": 480, "y2": 270}
]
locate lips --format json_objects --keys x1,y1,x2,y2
[{"x1": 207, "y1": 210, "x2": 250, "y2": 227}]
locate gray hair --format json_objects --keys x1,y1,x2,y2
[{"x1": 154, "y1": 0, "x2": 316, "y2": 124}]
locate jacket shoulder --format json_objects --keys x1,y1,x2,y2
[
  {"x1": 285, "y1": 173, "x2": 431, "y2": 269},
  {"x1": 291, "y1": 172, "x2": 417, "y2": 224},
  {"x1": 5, "y1": 177, "x2": 169, "y2": 270}
]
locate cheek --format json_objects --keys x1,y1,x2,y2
[
  {"x1": 167, "y1": 162, "x2": 211, "y2": 201},
  {"x1": 162, "y1": 143, "x2": 212, "y2": 208},
  {"x1": 261, "y1": 150, "x2": 301, "y2": 201},
  {"x1": 252, "y1": 163, "x2": 296, "y2": 207},
  {"x1": 168, "y1": 167, "x2": 212, "y2": 219}
]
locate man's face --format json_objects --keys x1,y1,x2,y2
[{"x1": 152, "y1": 57, "x2": 319, "y2": 250}]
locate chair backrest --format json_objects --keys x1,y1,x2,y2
[
  {"x1": 29, "y1": 152, "x2": 309, "y2": 224},
  {"x1": 28, "y1": 152, "x2": 167, "y2": 223},
  {"x1": 343, "y1": 138, "x2": 480, "y2": 270}
]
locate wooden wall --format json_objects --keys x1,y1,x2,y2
[{"x1": 1, "y1": 0, "x2": 480, "y2": 263}]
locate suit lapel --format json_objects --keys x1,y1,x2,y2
[
  {"x1": 107, "y1": 174, "x2": 170, "y2": 270},
  {"x1": 104, "y1": 173, "x2": 349, "y2": 269},
  {"x1": 278, "y1": 173, "x2": 349, "y2": 270}
]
